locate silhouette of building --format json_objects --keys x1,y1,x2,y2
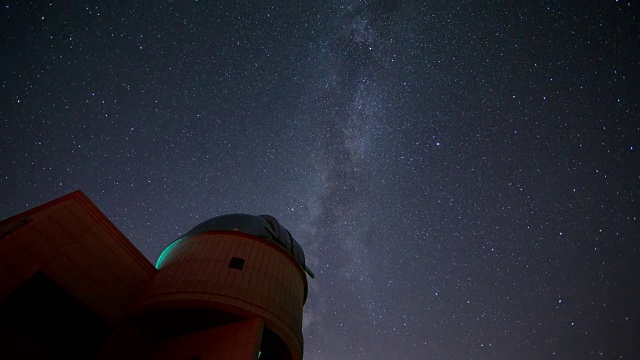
[{"x1": 0, "y1": 190, "x2": 313, "y2": 359}]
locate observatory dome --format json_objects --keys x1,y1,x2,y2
[{"x1": 157, "y1": 214, "x2": 314, "y2": 278}]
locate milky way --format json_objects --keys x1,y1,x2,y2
[
  {"x1": 2, "y1": 1, "x2": 639, "y2": 359},
  {"x1": 299, "y1": 2, "x2": 398, "y2": 350}
]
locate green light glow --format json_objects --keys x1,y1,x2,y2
[
  {"x1": 155, "y1": 237, "x2": 187, "y2": 268},
  {"x1": 258, "y1": 350, "x2": 262, "y2": 359}
]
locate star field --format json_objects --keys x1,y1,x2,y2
[{"x1": 2, "y1": 1, "x2": 639, "y2": 359}]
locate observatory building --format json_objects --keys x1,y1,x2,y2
[{"x1": 0, "y1": 190, "x2": 313, "y2": 359}]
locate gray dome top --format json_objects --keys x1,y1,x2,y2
[{"x1": 166, "y1": 214, "x2": 314, "y2": 278}]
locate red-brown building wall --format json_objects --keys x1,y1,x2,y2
[
  {"x1": 0, "y1": 191, "x2": 156, "y2": 324},
  {"x1": 147, "y1": 318, "x2": 264, "y2": 360}
]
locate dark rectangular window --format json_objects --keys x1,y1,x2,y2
[{"x1": 229, "y1": 257, "x2": 245, "y2": 270}]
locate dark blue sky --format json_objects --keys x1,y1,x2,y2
[{"x1": 2, "y1": 1, "x2": 638, "y2": 359}]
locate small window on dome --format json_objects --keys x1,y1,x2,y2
[{"x1": 229, "y1": 257, "x2": 245, "y2": 270}]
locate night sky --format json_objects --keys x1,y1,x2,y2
[{"x1": 2, "y1": 1, "x2": 639, "y2": 359}]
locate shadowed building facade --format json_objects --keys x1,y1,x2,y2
[{"x1": 0, "y1": 190, "x2": 313, "y2": 359}]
